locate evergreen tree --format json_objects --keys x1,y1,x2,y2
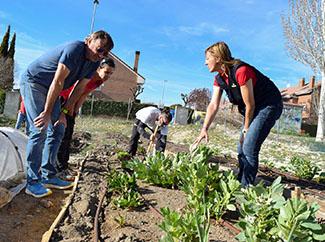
[
  {"x1": 8, "y1": 32, "x2": 16, "y2": 59},
  {"x1": 0, "y1": 25, "x2": 10, "y2": 57}
]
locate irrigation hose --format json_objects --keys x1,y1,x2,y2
[{"x1": 94, "y1": 186, "x2": 108, "y2": 242}]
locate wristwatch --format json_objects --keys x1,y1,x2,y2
[{"x1": 242, "y1": 129, "x2": 247, "y2": 135}]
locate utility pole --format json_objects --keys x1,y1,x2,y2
[{"x1": 90, "y1": 0, "x2": 99, "y2": 33}]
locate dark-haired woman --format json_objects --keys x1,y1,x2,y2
[
  {"x1": 128, "y1": 106, "x2": 172, "y2": 157},
  {"x1": 56, "y1": 58, "x2": 115, "y2": 180},
  {"x1": 193, "y1": 41, "x2": 283, "y2": 188}
]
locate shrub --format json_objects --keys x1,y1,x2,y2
[{"x1": 82, "y1": 98, "x2": 154, "y2": 119}]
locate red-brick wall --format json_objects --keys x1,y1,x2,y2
[{"x1": 92, "y1": 57, "x2": 139, "y2": 102}]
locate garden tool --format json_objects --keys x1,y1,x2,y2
[{"x1": 146, "y1": 122, "x2": 161, "y2": 156}]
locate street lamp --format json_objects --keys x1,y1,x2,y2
[
  {"x1": 90, "y1": 0, "x2": 99, "y2": 33},
  {"x1": 161, "y1": 80, "x2": 167, "y2": 105}
]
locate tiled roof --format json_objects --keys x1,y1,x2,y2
[{"x1": 280, "y1": 80, "x2": 321, "y2": 97}]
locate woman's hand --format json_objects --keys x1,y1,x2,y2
[{"x1": 191, "y1": 128, "x2": 209, "y2": 150}]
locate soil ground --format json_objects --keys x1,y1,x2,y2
[{"x1": 1, "y1": 117, "x2": 324, "y2": 242}]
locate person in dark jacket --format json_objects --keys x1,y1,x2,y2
[
  {"x1": 193, "y1": 41, "x2": 283, "y2": 188},
  {"x1": 128, "y1": 106, "x2": 172, "y2": 157}
]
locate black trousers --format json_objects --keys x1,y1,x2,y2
[
  {"x1": 56, "y1": 114, "x2": 76, "y2": 171},
  {"x1": 128, "y1": 119, "x2": 167, "y2": 156}
]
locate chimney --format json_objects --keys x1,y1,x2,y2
[
  {"x1": 309, "y1": 76, "x2": 315, "y2": 89},
  {"x1": 133, "y1": 51, "x2": 140, "y2": 73},
  {"x1": 298, "y1": 78, "x2": 305, "y2": 87}
]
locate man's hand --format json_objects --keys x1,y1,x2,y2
[
  {"x1": 54, "y1": 112, "x2": 67, "y2": 128},
  {"x1": 34, "y1": 111, "x2": 51, "y2": 131},
  {"x1": 240, "y1": 133, "x2": 246, "y2": 147},
  {"x1": 150, "y1": 134, "x2": 156, "y2": 142}
]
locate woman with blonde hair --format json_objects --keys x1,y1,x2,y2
[{"x1": 193, "y1": 41, "x2": 283, "y2": 188}]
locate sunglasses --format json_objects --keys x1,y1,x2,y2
[{"x1": 96, "y1": 47, "x2": 109, "y2": 57}]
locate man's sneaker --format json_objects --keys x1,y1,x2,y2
[
  {"x1": 25, "y1": 183, "x2": 52, "y2": 198},
  {"x1": 57, "y1": 170, "x2": 74, "y2": 181},
  {"x1": 41, "y1": 177, "x2": 73, "y2": 189}
]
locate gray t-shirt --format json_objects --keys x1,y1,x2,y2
[{"x1": 22, "y1": 40, "x2": 99, "y2": 90}]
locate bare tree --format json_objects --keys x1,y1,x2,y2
[
  {"x1": 281, "y1": 0, "x2": 325, "y2": 141},
  {"x1": 188, "y1": 88, "x2": 212, "y2": 111},
  {"x1": 180, "y1": 93, "x2": 188, "y2": 107},
  {"x1": 127, "y1": 84, "x2": 144, "y2": 120}
]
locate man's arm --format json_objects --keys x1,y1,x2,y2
[
  {"x1": 34, "y1": 63, "x2": 70, "y2": 131},
  {"x1": 63, "y1": 77, "x2": 91, "y2": 116}
]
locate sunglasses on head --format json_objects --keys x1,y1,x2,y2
[{"x1": 96, "y1": 47, "x2": 109, "y2": 57}]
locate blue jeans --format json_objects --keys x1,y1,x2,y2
[
  {"x1": 15, "y1": 112, "x2": 30, "y2": 134},
  {"x1": 20, "y1": 80, "x2": 65, "y2": 185},
  {"x1": 237, "y1": 101, "x2": 283, "y2": 188}
]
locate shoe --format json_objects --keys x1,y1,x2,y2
[
  {"x1": 25, "y1": 183, "x2": 52, "y2": 198},
  {"x1": 41, "y1": 177, "x2": 73, "y2": 189},
  {"x1": 57, "y1": 170, "x2": 74, "y2": 181}
]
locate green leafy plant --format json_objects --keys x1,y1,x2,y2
[
  {"x1": 236, "y1": 177, "x2": 286, "y2": 242},
  {"x1": 106, "y1": 170, "x2": 142, "y2": 210},
  {"x1": 210, "y1": 170, "x2": 242, "y2": 222},
  {"x1": 269, "y1": 196, "x2": 325, "y2": 241},
  {"x1": 289, "y1": 156, "x2": 321, "y2": 180},
  {"x1": 112, "y1": 213, "x2": 125, "y2": 228},
  {"x1": 122, "y1": 151, "x2": 182, "y2": 188},
  {"x1": 236, "y1": 177, "x2": 325, "y2": 242},
  {"x1": 315, "y1": 172, "x2": 325, "y2": 184},
  {"x1": 117, "y1": 151, "x2": 131, "y2": 161}
]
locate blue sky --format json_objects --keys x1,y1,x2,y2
[{"x1": 0, "y1": 0, "x2": 317, "y2": 106}]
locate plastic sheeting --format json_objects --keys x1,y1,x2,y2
[{"x1": 0, "y1": 127, "x2": 27, "y2": 184}]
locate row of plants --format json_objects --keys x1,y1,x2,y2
[
  {"x1": 105, "y1": 170, "x2": 143, "y2": 210},
  {"x1": 122, "y1": 146, "x2": 242, "y2": 241},
  {"x1": 262, "y1": 156, "x2": 324, "y2": 182},
  {"x1": 121, "y1": 146, "x2": 325, "y2": 241}
]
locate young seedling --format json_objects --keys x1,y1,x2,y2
[{"x1": 112, "y1": 213, "x2": 125, "y2": 228}]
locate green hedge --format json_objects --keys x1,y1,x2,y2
[
  {"x1": 81, "y1": 99, "x2": 155, "y2": 119},
  {"x1": 0, "y1": 90, "x2": 6, "y2": 114}
]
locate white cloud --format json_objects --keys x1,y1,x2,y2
[{"x1": 163, "y1": 22, "x2": 229, "y2": 39}]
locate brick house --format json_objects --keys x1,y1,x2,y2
[
  {"x1": 92, "y1": 51, "x2": 145, "y2": 102},
  {"x1": 280, "y1": 76, "x2": 321, "y2": 124}
]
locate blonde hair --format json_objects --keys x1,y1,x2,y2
[
  {"x1": 205, "y1": 41, "x2": 241, "y2": 73},
  {"x1": 84, "y1": 30, "x2": 114, "y2": 51}
]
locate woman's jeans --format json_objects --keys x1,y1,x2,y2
[
  {"x1": 237, "y1": 101, "x2": 283, "y2": 188},
  {"x1": 20, "y1": 80, "x2": 65, "y2": 185}
]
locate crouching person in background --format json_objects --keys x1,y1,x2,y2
[
  {"x1": 56, "y1": 58, "x2": 115, "y2": 181},
  {"x1": 128, "y1": 106, "x2": 172, "y2": 157}
]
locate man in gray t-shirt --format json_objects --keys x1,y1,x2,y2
[{"x1": 20, "y1": 30, "x2": 114, "y2": 198}]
